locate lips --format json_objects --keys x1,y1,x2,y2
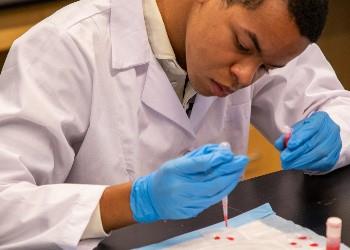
[{"x1": 210, "y1": 79, "x2": 234, "y2": 97}]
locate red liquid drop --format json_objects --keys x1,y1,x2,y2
[
  {"x1": 327, "y1": 244, "x2": 340, "y2": 250},
  {"x1": 214, "y1": 236, "x2": 221, "y2": 240},
  {"x1": 290, "y1": 242, "x2": 297, "y2": 246},
  {"x1": 327, "y1": 238, "x2": 340, "y2": 250},
  {"x1": 298, "y1": 235, "x2": 308, "y2": 240},
  {"x1": 226, "y1": 236, "x2": 235, "y2": 241},
  {"x1": 310, "y1": 243, "x2": 319, "y2": 247}
]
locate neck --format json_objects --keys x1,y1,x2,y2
[{"x1": 156, "y1": 0, "x2": 193, "y2": 70}]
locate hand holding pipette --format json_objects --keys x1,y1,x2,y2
[{"x1": 130, "y1": 144, "x2": 248, "y2": 223}]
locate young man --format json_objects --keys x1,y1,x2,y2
[{"x1": 0, "y1": 0, "x2": 348, "y2": 248}]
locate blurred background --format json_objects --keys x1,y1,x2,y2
[{"x1": 0, "y1": 0, "x2": 349, "y2": 179}]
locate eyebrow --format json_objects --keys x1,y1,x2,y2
[{"x1": 243, "y1": 28, "x2": 285, "y2": 68}]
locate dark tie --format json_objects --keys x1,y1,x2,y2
[
  {"x1": 186, "y1": 95, "x2": 196, "y2": 117},
  {"x1": 183, "y1": 75, "x2": 196, "y2": 117}
]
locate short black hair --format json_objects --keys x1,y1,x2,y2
[{"x1": 225, "y1": 0, "x2": 329, "y2": 42}]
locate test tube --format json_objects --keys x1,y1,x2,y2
[
  {"x1": 281, "y1": 125, "x2": 292, "y2": 148},
  {"x1": 326, "y1": 217, "x2": 342, "y2": 250}
]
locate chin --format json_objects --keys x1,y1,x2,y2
[{"x1": 192, "y1": 87, "x2": 211, "y2": 97}]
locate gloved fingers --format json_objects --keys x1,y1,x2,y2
[
  {"x1": 175, "y1": 207, "x2": 203, "y2": 219},
  {"x1": 274, "y1": 114, "x2": 318, "y2": 151},
  {"x1": 188, "y1": 168, "x2": 245, "y2": 198},
  {"x1": 280, "y1": 127, "x2": 329, "y2": 163},
  {"x1": 282, "y1": 133, "x2": 341, "y2": 171},
  {"x1": 282, "y1": 152, "x2": 317, "y2": 170},
  {"x1": 287, "y1": 112, "x2": 328, "y2": 150},
  {"x1": 283, "y1": 142, "x2": 340, "y2": 172},
  {"x1": 282, "y1": 144, "x2": 326, "y2": 170},
  {"x1": 274, "y1": 116, "x2": 321, "y2": 152},
  {"x1": 182, "y1": 155, "x2": 248, "y2": 182},
  {"x1": 282, "y1": 119, "x2": 341, "y2": 169},
  {"x1": 280, "y1": 111, "x2": 339, "y2": 162},
  {"x1": 190, "y1": 177, "x2": 241, "y2": 209},
  {"x1": 274, "y1": 134, "x2": 286, "y2": 151},
  {"x1": 309, "y1": 141, "x2": 342, "y2": 171},
  {"x1": 173, "y1": 148, "x2": 234, "y2": 175},
  {"x1": 197, "y1": 155, "x2": 248, "y2": 182},
  {"x1": 184, "y1": 144, "x2": 219, "y2": 157}
]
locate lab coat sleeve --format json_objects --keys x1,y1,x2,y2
[
  {"x1": 82, "y1": 203, "x2": 109, "y2": 239},
  {"x1": 251, "y1": 43, "x2": 350, "y2": 171},
  {"x1": 0, "y1": 21, "x2": 107, "y2": 248}
]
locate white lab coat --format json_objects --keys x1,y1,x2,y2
[{"x1": 0, "y1": 0, "x2": 350, "y2": 249}]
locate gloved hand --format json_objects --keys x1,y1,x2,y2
[
  {"x1": 274, "y1": 111, "x2": 342, "y2": 172},
  {"x1": 130, "y1": 144, "x2": 248, "y2": 223}
]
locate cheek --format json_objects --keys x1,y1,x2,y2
[
  {"x1": 185, "y1": 37, "x2": 207, "y2": 73},
  {"x1": 185, "y1": 18, "x2": 238, "y2": 76}
]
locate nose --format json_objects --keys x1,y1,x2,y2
[{"x1": 230, "y1": 58, "x2": 262, "y2": 88}]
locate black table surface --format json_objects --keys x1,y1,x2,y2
[{"x1": 97, "y1": 166, "x2": 350, "y2": 249}]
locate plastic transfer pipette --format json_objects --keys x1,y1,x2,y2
[{"x1": 219, "y1": 142, "x2": 231, "y2": 227}]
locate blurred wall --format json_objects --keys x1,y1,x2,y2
[
  {"x1": 0, "y1": 52, "x2": 6, "y2": 69},
  {"x1": 0, "y1": 0, "x2": 74, "y2": 70},
  {"x1": 318, "y1": 0, "x2": 350, "y2": 89}
]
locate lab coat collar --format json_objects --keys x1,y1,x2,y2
[
  {"x1": 143, "y1": 0, "x2": 177, "y2": 61},
  {"x1": 110, "y1": 0, "x2": 151, "y2": 69},
  {"x1": 111, "y1": 0, "x2": 217, "y2": 136},
  {"x1": 142, "y1": 60, "x2": 218, "y2": 136},
  {"x1": 142, "y1": 60, "x2": 196, "y2": 138}
]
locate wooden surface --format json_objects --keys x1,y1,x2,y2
[
  {"x1": 0, "y1": 0, "x2": 74, "y2": 52},
  {"x1": 245, "y1": 126, "x2": 281, "y2": 180}
]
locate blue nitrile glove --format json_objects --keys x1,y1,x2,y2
[
  {"x1": 274, "y1": 111, "x2": 342, "y2": 172},
  {"x1": 130, "y1": 144, "x2": 248, "y2": 223}
]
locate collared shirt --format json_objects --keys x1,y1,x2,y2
[
  {"x1": 82, "y1": 0, "x2": 197, "y2": 239},
  {"x1": 143, "y1": 0, "x2": 196, "y2": 108}
]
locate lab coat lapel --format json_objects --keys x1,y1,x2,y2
[
  {"x1": 190, "y1": 95, "x2": 218, "y2": 133},
  {"x1": 109, "y1": 0, "x2": 208, "y2": 137},
  {"x1": 110, "y1": 0, "x2": 150, "y2": 69},
  {"x1": 142, "y1": 62, "x2": 195, "y2": 137}
]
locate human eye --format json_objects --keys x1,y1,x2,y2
[{"x1": 236, "y1": 37, "x2": 250, "y2": 53}]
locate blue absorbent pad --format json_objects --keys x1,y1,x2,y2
[{"x1": 136, "y1": 203, "x2": 349, "y2": 250}]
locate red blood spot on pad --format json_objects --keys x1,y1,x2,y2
[
  {"x1": 213, "y1": 236, "x2": 221, "y2": 240},
  {"x1": 290, "y1": 242, "x2": 297, "y2": 246},
  {"x1": 298, "y1": 235, "x2": 308, "y2": 240},
  {"x1": 310, "y1": 243, "x2": 319, "y2": 247},
  {"x1": 226, "y1": 236, "x2": 235, "y2": 241}
]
